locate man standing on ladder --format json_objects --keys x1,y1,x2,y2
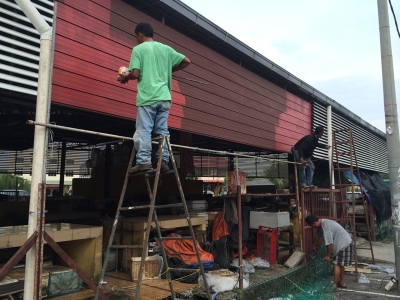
[
  {"x1": 118, "y1": 22, "x2": 191, "y2": 173},
  {"x1": 292, "y1": 126, "x2": 331, "y2": 188}
]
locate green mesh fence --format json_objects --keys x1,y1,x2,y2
[{"x1": 239, "y1": 244, "x2": 334, "y2": 300}]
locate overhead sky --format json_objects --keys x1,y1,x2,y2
[{"x1": 180, "y1": 0, "x2": 400, "y2": 133}]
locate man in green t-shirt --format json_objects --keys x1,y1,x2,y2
[{"x1": 118, "y1": 22, "x2": 190, "y2": 173}]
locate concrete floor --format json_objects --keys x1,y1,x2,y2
[{"x1": 335, "y1": 240, "x2": 400, "y2": 300}]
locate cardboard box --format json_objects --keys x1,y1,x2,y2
[
  {"x1": 227, "y1": 171, "x2": 246, "y2": 194},
  {"x1": 250, "y1": 211, "x2": 290, "y2": 229},
  {"x1": 284, "y1": 250, "x2": 305, "y2": 268}
]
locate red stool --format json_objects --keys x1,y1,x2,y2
[{"x1": 256, "y1": 226, "x2": 277, "y2": 264}]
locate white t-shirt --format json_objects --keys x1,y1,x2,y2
[{"x1": 317, "y1": 219, "x2": 352, "y2": 257}]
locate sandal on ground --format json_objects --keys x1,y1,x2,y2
[{"x1": 337, "y1": 283, "x2": 347, "y2": 289}]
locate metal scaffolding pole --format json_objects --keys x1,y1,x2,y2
[{"x1": 377, "y1": 0, "x2": 400, "y2": 287}]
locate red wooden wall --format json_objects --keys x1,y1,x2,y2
[{"x1": 52, "y1": 0, "x2": 311, "y2": 153}]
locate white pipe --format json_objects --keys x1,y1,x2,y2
[
  {"x1": 339, "y1": 288, "x2": 400, "y2": 298},
  {"x1": 327, "y1": 105, "x2": 334, "y2": 188},
  {"x1": 327, "y1": 105, "x2": 336, "y2": 218},
  {"x1": 14, "y1": 0, "x2": 52, "y2": 39},
  {"x1": 13, "y1": 1, "x2": 53, "y2": 299}
]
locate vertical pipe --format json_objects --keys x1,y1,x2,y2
[
  {"x1": 377, "y1": 0, "x2": 400, "y2": 284},
  {"x1": 13, "y1": 1, "x2": 53, "y2": 299},
  {"x1": 327, "y1": 106, "x2": 336, "y2": 218},
  {"x1": 327, "y1": 106, "x2": 334, "y2": 187},
  {"x1": 104, "y1": 144, "x2": 112, "y2": 198},
  {"x1": 24, "y1": 37, "x2": 52, "y2": 300},
  {"x1": 235, "y1": 157, "x2": 243, "y2": 289},
  {"x1": 59, "y1": 141, "x2": 66, "y2": 195}
]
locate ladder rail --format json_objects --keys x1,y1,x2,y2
[
  {"x1": 134, "y1": 138, "x2": 166, "y2": 299},
  {"x1": 144, "y1": 168, "x2": 176, "y2": 298},
  {"x1": 166, "y1": 138, "x2": 212, "y2": 300},
  {"x1": 95, "y1": 144, "x2": 137, "y2": 299},
  {"x1": 95, "y1": 136, "x2": 212, "y2": 300},
  {"x1": 330, "y1": 128, "x2": 375, "y2": 283}
]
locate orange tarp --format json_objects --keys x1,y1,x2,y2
[{"x1": 158, "y1": 233, "x2": 213, "y2": 265}]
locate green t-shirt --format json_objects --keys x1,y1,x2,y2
[{"x1": 129, "y1": 41, "x2": 185, "y2": 106}]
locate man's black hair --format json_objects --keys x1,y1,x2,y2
[
  {"x1": 314, "y1": 126, "x2": 324, "y2": 134},
  {"x1": 305, "y1": 215, "x2": 319, "y2": 226},
  {"x1": 135, "y1": 22, "x2": 153, "y2": 37}
]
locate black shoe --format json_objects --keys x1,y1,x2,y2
[
  {"x1": 160, "y1": 161, "x2": 169, "y2": 173},
  {"x1": 129, "y1": 164, "x2": 152, "y2": 174}
]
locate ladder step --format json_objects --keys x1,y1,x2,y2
[
  {"x1": 129, "y1": 169, "x2": 156, "y2": 177},
  {"x1": 120, "y1": 203, "x2": 183, "y2": 211},
  {"x1": 336, "y1": 151, "x2": 354, "y2": 156},
  {"x1": 99, "y1": 285, "x2": 136, "y2": 293},
  {"x1": 333, "y1": 167, "x2": 352, "y2": 171},
  {"x1": 145, "y1": 170, "x2": 175, "y2": 177},
  {"x1": 159, "y1": 236, "x2": 193, "y2": 241},
  {"x1": 356, "y1": 247, "x2": 373, "y2": 250},
  {"x1": 152, "y1": 135, "x2": 164, "y2": 141},
  {"x1": 334, "y1": 183, "x2": 359, "y2": 187},
  {"x1": 334, "y1": 140, "x2": 351, "y2": 145},
  {"x1": 128, "y1": 169, "x2": 174, "y2": 177},
  {"x1": 110, "y1": 245, "x2": 144, "y2": 249},
  {"x1": 334, "y1": 129, "x2": 351, "y2": 133}
]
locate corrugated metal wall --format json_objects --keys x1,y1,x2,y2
[
  {"x1": 0, "y1": 0, "x2": 53, "y2": 96},
  {"x1": 52, "y1": 0, "x2": 311, "y2": 153},
  {"x1": 313, "y1": 102, "x2": 388, "y2": 173}
]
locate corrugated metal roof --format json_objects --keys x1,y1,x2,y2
[
  {"x1": 0, "y1": 0, "x2": 53, "y2": 96},
  {"x1": 313, "y1": 102, "x2": 388, "y2": 173}
]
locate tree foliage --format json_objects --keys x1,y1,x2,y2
[
  {"x1": 0, "y1": 174, "x2": 31, "y2": 191},
  {"x1": 264, "y1": 161, "x2": 289, "y2": 189}
]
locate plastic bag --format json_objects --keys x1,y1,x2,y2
[
  {"x1": 358, "y1": 273, "x2": 370, "y2": 284},
  {"x1": 230, "y1": 258, "x2": 255, "y2": 273},
  {"x1": 367, "y1": 264, "x2": 394, "y2": 274},
  {"x1": 198, "y1": 273, "x2": 249, "y2": 293},
  {"x1": 146, "y1": 254, "x2": 163, "y2": 276},
  {"x1": 250, "y1": 257, "x2": 270, "y2": 268}
]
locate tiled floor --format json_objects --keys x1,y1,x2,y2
[{"x1": 52, "y1": 271, "x2": 197, "y2": 300}]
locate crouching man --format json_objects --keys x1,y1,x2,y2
[{"x1": 305, "y1": 215, "x2": 354, "y2": 290}]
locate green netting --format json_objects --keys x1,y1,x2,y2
[
  {"x1": 375, "y1": 218, "x2": 393, "y2": 241},
  {"x1": 239, "y1": 244, "x2": 334, "y2": 300}
]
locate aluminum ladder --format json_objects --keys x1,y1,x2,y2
[
  {"x1": 95, "y1": 136, "x2": 211, "y2": 300},
  {"x1": 330, "y1": 128, "x2": 374, "y2": 281}
]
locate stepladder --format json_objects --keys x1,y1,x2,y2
[
  {"x1": 330, "y1": 128, "x2": 374, "y2": 281},
  {"x1": 95, "y1": 136, "x2": 211, "y2": 300}
]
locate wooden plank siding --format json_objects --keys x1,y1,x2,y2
[{"x1": 52, "y1": 0, "x2": 311, "y2": 152}]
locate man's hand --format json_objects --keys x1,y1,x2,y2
[
  {"x1": 300, "y1": 158, "x2": 307, "y2": 165},
  {"x1": 323, "y1": 255, "x2": 330, "y2": 261},
  {"x1": 117, "y1": 75, "x2": 129, "y2": 84}
]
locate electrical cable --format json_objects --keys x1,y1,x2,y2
[
  {"x1": 388, "y1": 0, "x2": 400, "y2": 39},
  {"x1": 369, "y1": 275, "x2": 393, "y2": 290}
]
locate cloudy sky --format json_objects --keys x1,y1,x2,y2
[{"x1": 180, "y1": 0, "x2": 400, "y2": 133}]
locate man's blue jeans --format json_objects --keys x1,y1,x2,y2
[
  {"x1": 293, "y1": 150, "x2": 315, "y2": 186},
  {"x1": 133, "y1": 101, "x2": 171, "y2": 165}
]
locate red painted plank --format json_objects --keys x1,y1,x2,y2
[{"x1": 52, "y1": 0, "x2": 312, "y2": 152}]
